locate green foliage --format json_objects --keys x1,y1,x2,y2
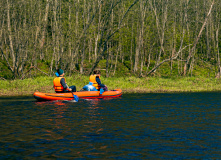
[
  {"x1": 0, "y1": 0, "x2": 220, "y2": 81},
  {"x1": 123, "y1": 60, "x2": 131, "y2": 71},
  {"x1": 0, "y1": 61, "x2": 13, "y2": 79},
  {"x1": 114, "y1": 62, "x2": 130, "y2": 77}
]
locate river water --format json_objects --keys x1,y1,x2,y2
[{"x1": 0, "y1": 92, "x2": 220, "y2": 159}]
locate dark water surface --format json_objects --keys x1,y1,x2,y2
[{"x1": 0, "y1": 93, "x2": 220, "y2": 159}]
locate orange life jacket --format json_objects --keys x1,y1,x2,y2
[
  {"x1": 53, "y1": 77, "x2": 66, "y2": 92},
  {"x1": 89, "y1": 74, "x2": 100, "y2": 89}
]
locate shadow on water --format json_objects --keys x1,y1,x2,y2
[{"x1": 0, "y1": 93, "x2": 220, "y2": 159}]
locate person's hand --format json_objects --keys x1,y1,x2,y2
[{"x1": 68, "y1": 88, "x2": 72, "y2": 91}]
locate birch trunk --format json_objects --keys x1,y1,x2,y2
[
  {"x1": 149, "y1": 0, "x2": 167, "y2": 74},
  {"x1": 40, "y1": 0, "x2": 50, "y2": 50},
  {"x1": 216, "y1": 24, "x2": 220, "y2": 78},
  {"x1": 6, "y1": 0, "x2": 15, "y2": 72},
  {"x1": 184, "y1": 0, "x2": 214, "y2": 75}
]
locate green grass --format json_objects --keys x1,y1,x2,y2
[{"x1": 1, "y1": 75, "x2": 221, "y2": 96}]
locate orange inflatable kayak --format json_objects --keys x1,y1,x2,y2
[{"x1": 33, "y1": 89, "x2": 122, "y2": 101}]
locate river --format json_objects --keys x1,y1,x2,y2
[{"x1": 0, "y1": 92, "x2": 220, "y2": 159}]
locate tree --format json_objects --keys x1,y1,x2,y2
[{"x1": 183, "y1": 0, "x2": 215, "y2": 76}]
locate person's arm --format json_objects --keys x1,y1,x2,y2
[
  {"x1": 96, "y1": 77, "x2": 105, "y2": 87},
  {"x1": 60, "y1": 78, "x2": 72, "y2": 91}
]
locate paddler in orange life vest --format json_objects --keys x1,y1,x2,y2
[
  {"x1": 53, "y1": 69, "x2": 76, "y2": 93},
  {"x1": 89, "y1": 70, "x2": 108, "y2": 91}
]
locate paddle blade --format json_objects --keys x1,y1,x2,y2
[
  {"x1": 73, "y1": 95, "x2": 79, "y2": 102},
  {"x1": 55, "y1": 72, "x2": 59, "y2": 77},
  {"x1": 100, "y1": 88, "x2": 104, "y2": 95}
]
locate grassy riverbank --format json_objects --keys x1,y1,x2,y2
[
  {"x1": 0, "y1": 75, "x2": 221, "y2": 96},
  {"x1": 1, "y1": 75, "x2": 221, "y2": 96}
]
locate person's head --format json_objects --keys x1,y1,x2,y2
[
  {"x1": 57, "y1": 69, "x2": 64, "y2": 76},
  {"x1": 93, "y1": 70, "x2": 101, "y2": 75}
]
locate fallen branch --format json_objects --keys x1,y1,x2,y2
[
  {"x1": 146, "y1": 45, "x2": 191, "y2": 76},
  {"x1": 21, "y1": 66, "x2": 49, "y2": 79},
  {"x1": 184, "y1": 0, "x2": 215, "y2": 75},
  {"x1": 0, "y1": 77, "x2": 6, "y2": 80}
]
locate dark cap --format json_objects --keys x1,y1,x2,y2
[{"x1": 57, "y1": 69, "x2": 64, "y2": 75}]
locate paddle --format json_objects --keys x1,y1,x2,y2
[
  {"x1": 70, "y1": 87, "x2": 79, "y2": 102},
  {"x1": 70, "y1": 88, "x2": 79, "y2": 102},
  {"x1": 55, "y1": 72, "x2": 59, "y2": 77},
  {"x1": 99, "y1": 88, "x2": 104, "y2": 95},
  {"x1": 73, "y1": 94, "x2": 79, "y2": 102}
]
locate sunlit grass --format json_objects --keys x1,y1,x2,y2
[{"x1": 1, "y1": 75, "x2": 221, "y2": 96}]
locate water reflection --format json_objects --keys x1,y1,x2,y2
[
  {"x1": 85, "y1": 99, "x2": 100, "y2": 107},
  {"x1": 0, "y1": 93, "x2": 220, "y2": 159},
  {"x1": 34, "y1": 99, "x2": 108, "y2": 158},
  {"x1": 48, "y1": 102, "x2": 70, "y2": 140}
]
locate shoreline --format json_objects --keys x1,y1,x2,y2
[
  {"x1": 1, "y1": 88, "x2": 221, "y2": 97},
  {"x1": 1, "y1": 76, "x2": 221, "y2": 97}
]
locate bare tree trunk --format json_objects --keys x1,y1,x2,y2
[
  {"x1": 68, "y1": 0, "x2": 72, "y2": 59},
  {"x1": 109, "y1": 48, "x2": 114, "y2": 74},
  {"x1": 50, "y1": 0, "x2": 58, "y2": 73},
  {"x1": 133, "y1": 24, "x2": 140, "y2": 73},
  {"x1": 206, "y1": 22, "x2": 211, "y2": 60},
  {"x1": 40, "y1": 0, "x2": 50, "y2": 52},
  {"x1": 6, "y1": 0, "x2": 15, "y2": 73},
  {"x1": 149, "y1": 0, "x2": 167, "y2": 74},
  {"x1": 204, "y1": 0, "x2": 211, "y2": 60},
  {"x1": 89, "y1": 0, "x2": 139, "y2": 75},
  {"x1": 94, "y1": 0, "x2": 102, "y2": 61},
  {"x1": 106, "y1": 43, "x2": 110, "y2": 77},
  {"x1": 69, "y1": 0, "x2": 79, "y2": 73},
  {"x1": 170, "y1": 0, "x2": 177, "y2": 76},
  {"x1": 113, "y1": 48, "x2": 119, "y2": 76},
  {"x1": 51, "y1": 28, "x2": 56, "y2": 73},
  {"x1": 0, "y1": 16, "x2": 3, "y2": 51},
  {"x1": 80, "y1": 0, "x2": 87, "y2": 74},
  {"x1": 216, "y1": 24, "x2": 221, "y2": 78},
  {"x1": 130, "y1": 14, "x2": 134, "y2": 72},
  {"x1": 106, "y1": 4, "x2": 114, "y2": 77},
  {"x1": 31, "y1": 2, "x2": 41, "y2": 66},
  {"x1": 184, "y1": 0, "x2": 214, "y2": 75},
  {"x1": 89, "y1": 38, "x2": 92, "y2": 63},
  {"x1": 80, "y1": 38, "x2": 85, "y2": 74},
  {"x1": 139, "y1": 0, "x2": 147, "y2": 77},
  {"x1": 145, "y1": 52, "x2": 151, "y2": 75}
]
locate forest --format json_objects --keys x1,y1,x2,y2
[{"x1": 0, "y1": 0, "x2": 220, "y2": 80}]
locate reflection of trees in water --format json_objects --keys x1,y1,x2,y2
[
  {"x1": 85, "y1": 99, "x2": 100, "y2": 107},
  {"x1": 35, "y1": 100, "x2": 108, "y2": 155},
  {"x1": 50, "y1": 101, "x2": 69, "y2": 126},
  {"x1": 81, "y1": 100, "x2": 108, "y2": 154},
  {"x1": 42, "y1": 101, "x2": 71, "y2": 140},
  {"x1": 84, "y1": 100, "x2": 104, "y2": 134}
]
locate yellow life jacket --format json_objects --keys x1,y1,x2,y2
[
  {"x1": 89, "y1": 74, "x2": 100, "y2": 89},
  {"x1": 53, "y1": 77, "x2": 66, "y2": 92}
]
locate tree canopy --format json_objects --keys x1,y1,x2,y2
[{"x1": 0, "y1": 0, "x2": 220, "y2": 79}]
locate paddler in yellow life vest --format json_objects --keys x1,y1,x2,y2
[
  {"x1": 53, "y1": 69, "x2": 76, "y2": 93},
  {"x1": 89, "y1": 70, "x2": 108, "y2": 91}
]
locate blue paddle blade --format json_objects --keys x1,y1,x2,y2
[
  {"x1": 100, "y1": 88, "x2": 104, "y2": 95},
  {"x1": 73, "y1": 95, "x2": 79, "y2": 102},
  {"x1": 55, "y1": 72, "x2": 59, "y2": 77}
]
